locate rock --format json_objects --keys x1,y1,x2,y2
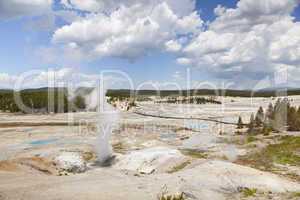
[
  {"x1": 178, "y1": 160, "x2": 300, "y2": 193},
  {"x1": 54, "y1": 152, "x2": 87, "y2": 173},
  {"x1": 114, "y1": 147, "x2": 187, "y2": 174},
  {"x1": 182, "y1": 133, "x2": 218, "y2": 151}
]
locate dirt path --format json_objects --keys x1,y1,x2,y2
[
  {"x1": 133, "y1": 111, "x2": 244, "y2": 126},
  {"x1": 0, "y1": 122, "x2": 86, "y2": 128}
]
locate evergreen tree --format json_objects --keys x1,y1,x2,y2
[
  {"x1": 287, "y1": 106, "x2": 297, "y2": 131},
  {"x1": 255, "y1": 106, "x2": 264, "y2": 127},
  {"x1": 266, "y1": 102, "x2": 274, "y2": 120},
  {"x1": 264, "y1": 102, "x2": 274, "y2": 130},
  {"x1": 73, "y1": 95, "x2": 86, "y2": 110},
  {"x1": 262, "y1": 121, "x2": 272, "y2": 135},
  {"x1": 237, "y1": 116, "x2": 244, "y2": 129},
  {"x1": 273, "y1": 98, "x2": 288, "y2": 131},
  {"x1": 297, "y1": 106, "x2": 300, "y2": 120},
  {"x1": 247, "y1": 113, "x2": 255, "y2": 133}
]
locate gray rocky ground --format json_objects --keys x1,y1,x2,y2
[{"x1": 0, "y1": 96, "x2": 300, "y2": 199}]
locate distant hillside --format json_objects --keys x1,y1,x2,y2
[
  {"x1": 1, "y1": 87, "x2": 300, "y2": 98},
  {"x1": 106, "y1": 88, "x2": 300, "y2": 98},
  {"x1": 0, "y1": 89, "x2": 13, "y2": 93},
  {"x1": 21, "y1": 87, "x2": 68, "y2": 93}
]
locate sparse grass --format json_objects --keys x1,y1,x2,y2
[
  {"x1": 112, "y1": 142, "x2": 127, "y2": 154},
  {"x1": 241, "y1": 188, "x2": 257, "y2": 197},
  {"x1": 268, "y1": 136, "x2": 300, "y2": 166},
  {"x1": 235, "y1": 130, "x2": 243, "y2": 135},
  {"x1": 246, "y1": 136, "x2": 257, "y2": 143},
  {"x1": 285, "y1": 172, "x2": 300, "y2": 181},
  {"x1": 219, "y1": 131, "x2": 229, "y2": 135},
  {"x1": 180, "y1": 149, "x2": 208, "y2": 159},
  {"x1": 292, "y1": 192, "x2": 300, "y2": 198},
  {"x1": 167, "y1": 161, "x2": 191, "y2": 173},
  {"x1": 236, "y1": 136, "x2": 300, "y2": 172},
  {"x1": 82, "y1": 151, "x2": 95, "y2": 161}
]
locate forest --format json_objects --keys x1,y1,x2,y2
[{"x1": 0, "y1": 88, "x2": 85, "y2": 113}]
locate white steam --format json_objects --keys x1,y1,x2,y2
[{"x1": 86, "y1": 87, "x2": 119, "y2": 164}]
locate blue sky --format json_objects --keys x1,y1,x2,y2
[
  {"x1": 1, "y1": 0, "x2": 300, "y2": 89},
  {"x1": 0, "y1": 1, "x2": 237, "y2": 72}
]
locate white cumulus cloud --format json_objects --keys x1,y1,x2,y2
[
  {"x1": 180, "y1": 0, "x2": 300, "y2": 87},
  {"x1": 0, "y1": 68, "x2": 94, "y2": 89},
  {"x1": 53, "y1": 1, "x2": 202, "y2": 60},
  {"x1": 210, "y1": 0, "x2": 298, "y2": 32}
]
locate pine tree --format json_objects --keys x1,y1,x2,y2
[
  {"x1": 248, "y1": 113, "x2": 255, "y2": 133},
  {"x1": 73, "y1": 95, "x2": 86, "y2": 110},
  {"x1": 287, "y1": 106, "x2": 297, "y2": 131},
  {"x1": 237, "y1": 116, "x2": 244, "y2": 129},
  {"x1": 297, "y1": 106, "x2": 300, "y2": 117},
  {"x1": 273, "y1": 98, "x2": 288, "y2": 131},
  {"x1": 265, "y1": 102, "x2": 274, "y2": 130},
  {"x1": 295, "y1": 107, "x2": 300, "y2": 130},
  {"x1": 266, "y1": 103, "x2": 274, "y2": 120},
  {"x1": 262, "y1": 121, "x2": 272, "y2": 135},
  {"x1": 255, "y1": 106, "x2": 264, "y2": 127}
]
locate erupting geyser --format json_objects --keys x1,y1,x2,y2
[
  {"x1": 96, "y1": 103, "x2": 119, "y2": 164},
  {"x1": 87, "y1": 87, "x2": 119, "y2": 165}
]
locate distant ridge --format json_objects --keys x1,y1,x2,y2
[
  {"x1": 0, "y1": 89, "x2": 12, "y2": 93},
  {"x1": 106, "y1": 88, "x2": 300, "y2": 97},
  {"x1": 257, "y1": 86, "x2": 298, "y2": 92},
  {"x1": 1, "y1": 87, "x2": 300, "y2": 97}
]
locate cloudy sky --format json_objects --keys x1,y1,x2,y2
[{"x1": 1, "y1": 0, "x2": 300, "y2": 89}]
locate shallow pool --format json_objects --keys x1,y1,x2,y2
[{"x1": 29, "y1": 138, "x2": 58, "y2": 146}]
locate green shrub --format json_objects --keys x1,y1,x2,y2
[{"x1": 242, "y1": 188, "x2": 257, "y2": 197}]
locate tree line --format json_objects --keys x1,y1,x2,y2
[
  {"x1": 237, "y1": 98, "x2": 300, "y2": 134},
  {"x1": 155, "y1": 97, "x2": 221, "y2": 104},
  {"x1": 0, "y1": 89, "x2": 86, "y2": 113},
  {"x1": 107, "y1": 88, "x2": 300, "y2": 98}
]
